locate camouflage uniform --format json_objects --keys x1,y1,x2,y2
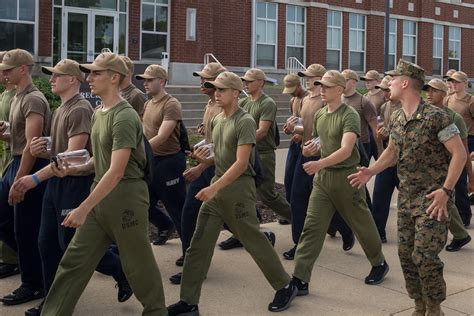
[{"x1": 389, "y1": 100, "x2": 459, "y2": 304}]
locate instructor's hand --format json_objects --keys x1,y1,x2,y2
[
  {"x1": 195, "y1": 186, "x2": 217, "y2": 202},
  {"x1": 347, "y1": 167, "x2": 374, "y2": 189},
  {"x1": 62, "y1": 205, "x2": 90, "y2": 228},
  {"x1": 425, "y1": 189, "x2": 449, "y2": 221}
]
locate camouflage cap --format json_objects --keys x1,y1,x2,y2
[
  {"x1": 341, "y1": 69, "x2": 359, "y2": 81},
  {"x1": 204, "y1": 71, "x2": 243, "y2": 92},
  {"x1": 360, "y1": 70, "x2": 381, "y2": 81},
  {"x1": 241, "y1": 68, "x2": 267, "y2": 81},
  {"x1": 193, "y1": 62, "x2": 227, "y2": 79},
  {"x1": 135, "y1": 64, "x2": 168, "y2": 80},
  {"x1": 443, "y1": 69, "x2": 457, "y2": 79},
  {"x1": 447, "y1": 71, "x2": 468, "y2": 83},
  {"x1": 79, "y1": 52, "x2": 128, "y2": 76},
  {"x1": 0, "y1": 49, "x2": 34, "y2": 71},
  {"x1": 282, "y1": 74, "x2": 301, "y2": 94},
  {"x1": 385, "y1": 59, "x2": 425, "y2": 83},
  {"x1": 314, "y1": 70, "x2": 346, "y2": 89},
  {"x1": 41, "y1": 59, "x2": 85, "y2": 82},
  {"x1": 422, "y1": 78, "x2": 448, "y2": 93},
  {"x1": 298, "y1": 64, "x2": 326, "y2": 78},
  {"x1": 375, "y1": 75, "x2": 392, "y2": 90}
]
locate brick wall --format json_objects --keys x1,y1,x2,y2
[
  {"x1": 277, "y1": 3, "x2": 286, "y2": 69},
  {"x1": 38, "y1": 0, "x2": 52, "y2": 57},
  {"x1": 306, "y1": 6, "x2": 327, "y2": 66},
  {"x1": 365, "y1": 15, "x2": 385, "y2": 73},
  {"x1": 128, "y1": 0, "x2": 141, "y2": 60},
  {"x1": 417, "y1": 22, "x2": 433, "y2": 74}
]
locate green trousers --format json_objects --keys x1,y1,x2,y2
[
  {"x1": 0, "y1": 241, "x2": 17, "y2": 264},
  {"x1": 180, "y1": 176, "x2": 290, "y2": 305},
  {"x1": 398, "y1": 211, "x2": 448, "y2": 305},
  {"x1": 294, "y1": 167, "x2": 385, "y2": 283},
  {"x1": 257, "y1": 151, "x2": 292, "y2": 221},
  {"x1": 449, "y1": 204, "x2": 469, "y2": 239},
  {"x1": 41, "y1": 180, "x2": 167, "y2": 316}
]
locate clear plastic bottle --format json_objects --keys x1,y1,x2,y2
[
  {"x1": 1, "y1": 122, "x2": 10, "y2": 136},
  {"x1": 193, "y1": 139, "x2": 214, "y2": 159},
  {"x1": 56, "y1": 149, "x2": 90, "y2": 167}
]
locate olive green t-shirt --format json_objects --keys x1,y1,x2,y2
[
  {"x1": 313, "y1": 103, "x2": 361, "y2": 169},
  {"x1": 51, "y1": 94, "x2": 93, "y2": 155},
  {"x1": 211, "y1": 107, "x2": 256, "y2": 178},
  {"x1": 9, "y1": 84, "x2": 51, "y2": 155},
  {"x1": 443, "y1": 107, "x2": 467, "y2": 140},
  {"x1": 91, "y1": 101, "x2": 146, "y2": 183},
  {"x1": 239, "y1": 94, "x2": 277, "y2": 153},
  {"x1": 0, "y1": 89, "x2": 15, "y2": 176}
]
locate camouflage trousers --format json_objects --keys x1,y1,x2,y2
[{"x1": 398, "y1": 211, "x2": 449, "y2": 305}]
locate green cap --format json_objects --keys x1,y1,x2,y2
[{"x1": 385, "y1": 59, "x2": 425, "y2": 83}]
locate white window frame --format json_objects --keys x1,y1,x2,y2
[
  {"x1": 326, "y1": 10, "x2": 342, "y2": 71},
  {"x1": 140, "y1": 0, "x2": 170, "y2": 61},
  {"x1": 388, "y1": 18, "x2": 397, "y2": 71},
  {"x1": 348, "y1": 13, "x2": 366, "y2": 72},
  {"x1": 448, "y1": 26, "x2": 461, "y2": 70},
  {"x1": 402, "y1": 20, "x2": 417, "y2": 63},
  {"x1": 432, "y1": 24, "x2": 443, "y2": 76},
  {"x1": 285, "y1": 4, "x2": 305, "y2": 65},
  {"x1": 0, "y1": 0, "x2": 37, "y2": 55},
  {"x1": 255, "y1": 1, "x2": 278, "y2": 69}
]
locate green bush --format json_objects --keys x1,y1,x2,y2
[{"x1": 32, "y1": 76, "x2": 61, "y2": 111}]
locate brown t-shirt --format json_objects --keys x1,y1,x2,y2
[
  {"x1": 51, "y1": 94, "x2": 93, "y2": 155},
  {"x1": 289, "y1": 93, "x2": 306, "y2": 116},
  {"x1": 300, "y1": 94, "x2": 324, "y2": 143},
  {"x1": 202, "y1": 99, "x2": 222, "y2": 143},
  {"x1": 9, "y1": 84, "x2": 51, "y2": 155},
  {"x1": 142, "y1": 90, "x2": 182, "y2": 156},
  {"x1": 366, "y1": 89, "x2": 385, "y2": 115},
  {"x1": 342, "y1": 92, "x2": 377, "y2": 143},
  {"x1": 445, "y1": 93, "x2": 474, "y2": 135},
  {"x1": 380, "y1": 100, "x2": 402, "y2": 129},
  {"x1": 121, "y1": 83, "x2": 147, "y2": 117}
]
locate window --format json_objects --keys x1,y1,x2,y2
[
  {"x1": 448, "y1": 26, "x2": 461, "y2": 70},
  {"x1": 141, "y1": 0, "x2": 169, "y2": 59},
  {"x1": 286, "y1": 5, "x2": 305, "y2": 63},
  {"x1": 0, "y1": 0, "x2": 35, "y2": 53},
  {"x1": 349, "y1": 13, "x2": 365, "y2": 72},
  {"x1": 432, "y1": 24, "x2": 443, "y2": 76},
  {"x1": 256, "y1": 2, "x2": 277, "y2": 67},
  {"x1": 326, "y1": 10, "x2": 342, "y2": 70},
  {"x1": 387, "y1": 18, "x2": 397, "y2": 70},
  {"x1": 402, "y1": 20, "x2": 417, "y2": 63}
]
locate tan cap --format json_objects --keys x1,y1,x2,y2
[
  {"x1": 241, "y1": 68, "x2": 267, "y2": 81},
  {"x1": 193, "y1": 62, "x2": 227, "y2": 79},
  {"x1": 0, "y1": 51, "x2": 7, "y2": 62},
  {"x1": 360, "y1": 70, "x2": 381, "y2": 81},
  {"x1": 204, "y1": 71, "x2": 243, "y2": 92},
  {"x1": 341, "y1": 69, "x2": 359, "y2": 81},
  {"x1": 135, "y1": 64, "x2": 168, "y2": 80},
  {"x1": 375, "y1": 75, "x2": 392, "y2": 90},
  {"x1": 41, "y1": 59, "x2": 85, "y2": 82},
  {"x1": 120, "y1": 56, "x2": 134, "y2": 72},
  {"x1": 447, "y1": 71, "x2": 468, "y2": 83},
  {"x1": 422, "y1": 78, "x2": 448, "y2": 93},
  {"x1": 298, "y1": 64, "x2": 326, "y2": 78},
  {"x1": 0, "y1": 49, "x2": 34, "y2": 71},
  {"x1": 282, "y1": 74, "x2": 301, "y2": 94},
  {"x1": 443, "y1": 69, "x2": 457, "y2": 79},
  {"x1": 314, "y1": 70, "x2": 346, "y2": 89},
  {"x1": 79, "y1": 52, "x2": 128, "y2": 76}
]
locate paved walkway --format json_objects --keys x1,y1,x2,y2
[{"x1": 1, "y1": 149, "x2": 473, "y2": 315}]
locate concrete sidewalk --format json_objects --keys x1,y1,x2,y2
[{"x1": 1, "y1": 149, "x2": 473, "y2": 315}]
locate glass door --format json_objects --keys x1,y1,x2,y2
[{"x1": 62, "y1": 8, "x2": 118, "y2": 63}]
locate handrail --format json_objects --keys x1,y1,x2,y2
[
  {"x1": 203, "y1": 53, "x2": 248, "y2": 96},
  {"x1": 286, "y1": 57, "x2": 306, "y2": 86}
]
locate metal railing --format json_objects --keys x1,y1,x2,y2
[
  {"x1": 286, "y1": 57, "x2": 306, "y2": 86},
  {"x1": 203, "y1": 53, "x2": 248, "y2": 96}
]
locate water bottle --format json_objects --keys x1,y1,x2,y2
[
  {"x1": 193, "y1": 139, "x2": 214, "y2": 159},
  {"x1": 1, "y1": 122, "x2": 10, "y2": 136},
  {"x1": 56, "y1": 149, "x2": 90, "y2": 168},
  {"x1": 311, "y1": 137, "x2": 321, "y2": 152},
  {"x1": 40, "y1": 136, "x2": 52, "y2": 152}
]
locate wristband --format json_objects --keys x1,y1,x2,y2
[{"x1": 31, "y1": 174, "x2": 41, "y2": 185}]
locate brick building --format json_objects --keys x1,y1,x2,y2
[{"x1": 1, "y1": 0, "x2": 473, "y2": 84}]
